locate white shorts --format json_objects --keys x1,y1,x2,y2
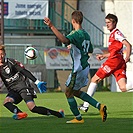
[{"x1": 65, "y1": 66, "x2": 90, "y2": 90}]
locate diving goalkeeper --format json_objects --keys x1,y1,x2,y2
[{"x1": 0, "y1": 45, "x2": 64, "y2": 120}]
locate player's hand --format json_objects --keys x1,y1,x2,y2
[
  {"x1": 96, "y1": 54, "x2": 104, "y2": 61},
  {"x1": 67, "y1": 45, "x2": 71, "y2": 50},
  {"x1": 124, "y1": 56, "x2": 130, "y2": 63},
  {"x1": 44, "y1": 17, "x2": 53, "y2": 28},
  {"x1": 35, "y1": 80, "x2": 47, "y2": 93}
]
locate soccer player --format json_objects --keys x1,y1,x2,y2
[
  {"x1": 79, "y1": 13, "x2": 132, "y2": 112},
  {"x1": 44, "y1": 10, "x2": 107, "y2": 123},
  {"x1": 0, "y1": 45, "x2": 64, "y2": 120}
]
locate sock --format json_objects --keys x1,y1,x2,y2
[
  {"x1": 4, "y1": 102, "x2": 22, "y2": 114},
  {"x1": 67, "y1": 97, "x2": 82, "y2": 120},
  {"x1": 31, "y1": 106, "x2": 62, "y2": 118},
  {"x1": 80, "y1": 92, "x2": 100, "y2": 110},
  {"x1": 83, "y1": 82, "x2": 97, "y2": 107}
]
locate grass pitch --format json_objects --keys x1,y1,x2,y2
[{"x1": 0, "y1": 92, "x2": 133, "y2": 133}]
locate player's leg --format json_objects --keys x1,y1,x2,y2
[
  {"x1": 117, "y1": 78, "x2": 132, "y2": 92},
  {"x1": 3, "y1": 90, "x2": 27, "y2": 120},
  {"x1": 3, "y1": 97, "x2": 22, "y2": 114},
  {"x1": 65, "y1": 87, "x2": 84, "y2": 123},
  {"x1": 79, "y1": 83, "x2": 97, "y2": 112},
  {"x1": 115, "y1": 66, "x2": 132, "y2": 92},
  {"x1": 117, "y1": 78, "x2": 127, "y2": 92},
  {"x1": 74, "y1": 90, "x2": 107, "y2": 122},
  {"x1": 80, "y1": 61, "x2": 112, "y2": 112},
  {"x1": 26, "y1": 101, "x2": 64, "y2": 118},
  {"x1": 65, "y1": 72, "x2": 84, "y2": 123},
  {"x1": 22, "y1": 88, "x2": 64, "y2": 118},
  {"x1": 79, "y1": 76, "x2": 98, "y2": 112},
  {"x1": 79, "y1": 67, "x2": 101, "y2": 112}
]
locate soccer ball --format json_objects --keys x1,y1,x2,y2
[{"x1": 24, "y1": 46, "x2": 38, "y2": 60}]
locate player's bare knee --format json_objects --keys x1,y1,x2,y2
[
  {"x1": 26, "y1": 101, "x2": 36, "y2": 111},
  {"x1": 3, "y1": 97, "x2": 14, "y2": 105}
]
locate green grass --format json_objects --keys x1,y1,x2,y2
[{"x1": 0, "y1": 92, "x2": 133, "y2": 133}]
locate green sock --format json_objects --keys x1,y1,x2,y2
[
  {"x1": 67, "y1": 97, "x2": 82, "y2": 120},
  {"x1": 80, "y1": 92, "x2": 100, "y2": 110}
]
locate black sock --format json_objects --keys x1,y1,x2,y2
[
  {"x1": 31, "y1": 106, "x2": 62, "y2": 118},
  {"x1": 4, "y1": 102, "x2": 22, "y2": 114}
]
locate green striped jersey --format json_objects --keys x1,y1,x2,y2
[{"x1": 66, "y1": 29, "x2": 93, "y2": 72}]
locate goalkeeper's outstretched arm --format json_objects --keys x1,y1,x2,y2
[
  {"x1": 20, "y1": 68, "x2": 47, "y2": 93},
  {"x1": 20, "y1": 68, "x2": 37, "y2": 82}
]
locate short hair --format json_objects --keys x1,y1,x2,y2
[
  {"x1": 71, "y1": 10, "x2": 83, "y2": 24},
  {"x1": 105, "y1": 13, "x2": 118, "y2": 23},
  {"x1": 0, "y1": 45, "x2": 5, "y2": 53}
]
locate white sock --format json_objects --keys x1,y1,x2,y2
[{"x1": 83, "y1": 82, "x2": 97, "y2": 108}]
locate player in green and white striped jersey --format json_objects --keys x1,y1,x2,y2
[{"x1": 44, "y1": 10, "x2": 107, "y2": 123}]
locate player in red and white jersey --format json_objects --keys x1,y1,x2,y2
[
  {"x1": 108, "y1": 28, "x2": 125, "y2": 58},
  {"x1": 79, "y1": 13, "x2": 132, "y2": 112}
]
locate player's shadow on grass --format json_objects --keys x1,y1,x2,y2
[
  {"x1": 112, "y1": 111, "x2": 133, "y2": 116},
  {"x1": 0, "y1": 116, "x2": 133, "y2": 133}
]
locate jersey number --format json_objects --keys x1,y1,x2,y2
[{"x1": 82, "y1": 40, "x2": 90, "y2": 53}]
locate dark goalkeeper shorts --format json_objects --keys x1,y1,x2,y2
[{"x1": 6, "y1": 88, "x2": 37, "y2": 104}]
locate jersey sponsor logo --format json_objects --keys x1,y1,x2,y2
[{"x1": 5, "y1": 73, "x2": 19, "y2": 83}]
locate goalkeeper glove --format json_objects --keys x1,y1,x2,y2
[{"x1": 35, "y1": 80, "x2": 47, "y2": 93}]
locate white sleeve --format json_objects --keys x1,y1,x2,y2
[{"x1": 115, "y1": 30, "x2": 126, "y2": 42}]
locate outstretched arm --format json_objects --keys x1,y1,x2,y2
[
  {"x1": 20, "y1": 69, "x2": 47, "y2": 93},
  {"x1": 44, "y1": 17, "x2": 70, "y2": 45},
  {"x1": 20, "y1": 68, "x2": 36, "y2": 82}
]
